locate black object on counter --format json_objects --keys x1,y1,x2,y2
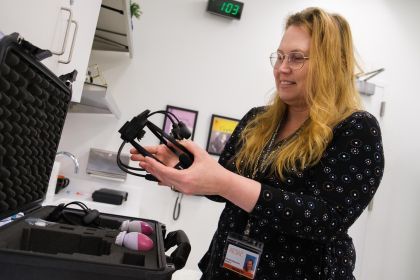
[{"x1": 92, "y1": 188, "x2": 128, "y2": 205}]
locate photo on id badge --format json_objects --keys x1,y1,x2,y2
[
  {"x1": 244, "y1": 254, "x2": 256, "y2": 273},
  {"x1": 223, "y1": 243, "x2": 259, "y2": 279}
]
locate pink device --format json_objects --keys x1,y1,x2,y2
[
  {"x1": 115, "y1": 231, "x2": 154, "y2": 251},
  {"x1": 120, "y1": 220, "x2": 154, "y2": 235}
]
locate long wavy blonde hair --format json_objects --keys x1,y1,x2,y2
[{"x1": 235, "y1": 7, "x2": 362, "y2": 179}]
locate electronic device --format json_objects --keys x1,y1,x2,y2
[
  {"x1": 120, "y1": 220, "x2": 154, "y2": 235},
  {"x1": 92, "y1": 188, "x2": 128, "y2": 205},
  {"x1": 207, "y1": 0, "x2": 244, "y2": 20},
  {"x1": 115, "y1": 231, "x2": 154, "y2": 252},
  {"x1": 117, "y1": 109, "x2": 194, "y2": 181}
]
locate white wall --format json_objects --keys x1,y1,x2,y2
[{"x1": 56, "y1": 0, "x2": 420, "y2": 278}]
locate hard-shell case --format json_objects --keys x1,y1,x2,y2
[{"x1": 0, "y1": 32, "x2": 190, "y2": 280}]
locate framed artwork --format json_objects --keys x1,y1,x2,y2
[
  {"x1": 162, "y1": 105, "x2": 199, "y2": 140},
  {"x1": 206, "y1": 114, "x2": 240, "y2": 156}
]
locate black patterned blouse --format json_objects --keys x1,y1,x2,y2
[{"x1": 198, "y1": 107, "x2": 384, "y2": 280}]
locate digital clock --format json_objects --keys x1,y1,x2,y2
[{"x1": 207, "y1": 0, "x2": 244, "y2": 20}]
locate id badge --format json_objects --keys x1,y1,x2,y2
[{"x1": 221, "y1": 232, "x2": 264, "y2": 279}]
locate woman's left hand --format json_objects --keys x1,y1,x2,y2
[{"x1": 138, "y1": 140, "x2": 232, "y2": 196}]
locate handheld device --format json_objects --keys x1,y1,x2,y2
[
  {"x1": 120, "y1": 220, "x2": 154, "y2": 235},
  {"x1": 117, "y1": 109, "x2": 194, "y2": 181},
  {"x1": 115, "y1": 231, "x2": 154, "y2": 252}
]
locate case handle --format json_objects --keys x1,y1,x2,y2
[
  {"x1": 59, "y1": 19, "x2": 78, "y2": 64},
  {"x1": 164, "y1": 230, "x2": 191, "y2": 270},
  {"x1": 51, "y1": 7, "x2": 73, "y2": 56}
]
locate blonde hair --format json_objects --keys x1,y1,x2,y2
[{"x1": 235, "y1": 7, "x2": 362, "y2": 179}]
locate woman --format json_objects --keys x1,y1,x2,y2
[{"x1": 131, "y1": 7, "x2": 384, "y2": 280}]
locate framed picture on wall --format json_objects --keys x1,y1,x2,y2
[
  {"x1": 162, "y1": 105, "x2": 199, "y2": 140},
  {"x1": 206, "y1": 114, "x2": 240, "y2": 156}
]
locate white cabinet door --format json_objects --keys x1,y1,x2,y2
[
  {"x1": 0, "y1": 0, "x2": 101, "y2": 102},
  {"x1": 0, "y1": 0, "x2": 63, "y2": 72},
  {"x1": 56, "y1": 0, "x2": 101, "y2": 102}
]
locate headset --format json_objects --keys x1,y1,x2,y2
[{"x1": 117, "y1": 109, "x2": 194, "y2": 181}]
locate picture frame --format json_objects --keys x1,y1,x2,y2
[
  {"x1": 206, "y1": 114, "x2": 240, "y2": 156},
  {"x1": 162, "y1": 105, "x2": 199, "y2": 140}
]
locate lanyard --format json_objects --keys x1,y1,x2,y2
[
  {"x1": 244, "y1": 118, "x2": 308, "y2": 236},
  {"x1": 250, "y1": 122, "x2": 282, "y2": 180},
  {"x1": 244, "y1": 122, "x2": 282, "y2": 236}
]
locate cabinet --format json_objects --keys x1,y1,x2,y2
[
  {"x1": 0, "y1": 0, "x2": 101, "y2": 102},
  {"x1": 54, "y1": 0, "x2": 102, "y2": 102},
  {"x1": 69, "y1": 82, "x2": 121, "y2": 119},
  {"x1": 92, "y1": 0, "x2": 134, "y2": 58},
  {"x1": 68, "y1": 0, "x2": 134, "y2": 118},
  {"x1": 0, "y1": 0, "x2": 61, "y2": 71}
]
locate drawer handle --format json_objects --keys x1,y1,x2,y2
[
  {"x1": 51, "y1": 7, "x2": 73, "y2": 56},
  {"x1": 59, "y1": 19, "x2": 78, "y2": 64}
]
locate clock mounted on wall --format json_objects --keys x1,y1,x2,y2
[{"x1": 207, "y1": 0, "x2": 244, "y2": 20}]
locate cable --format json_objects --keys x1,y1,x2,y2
[
  {"x1": 147, "y1": 110, "x2": 191, "y2": 140},
  {"x1": 48, "y1": 201, "x2": 102, "y2": 228},
  {"x1": 116, "y1": 141, "x2": 146, "y2": 177},
  {"x1": 172, "y1": 192, "x2": 183, "y2": 221},
  {"x1": 116, "y1": 109, "x2": 194, "y2": 180},
  {"x1": 64, "y1": 201, "x2": 89, "y2": 211},
  {"x1": 147, "y1": 110, "x2": 179, "y2": 124}
]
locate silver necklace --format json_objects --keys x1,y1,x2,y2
[{"x1": 251, "y1": 121, "x2": 282, "y2": 180}]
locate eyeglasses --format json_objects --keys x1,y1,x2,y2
[{"x1": 269, "y1": 51, "x2": 309, "y2": 70}]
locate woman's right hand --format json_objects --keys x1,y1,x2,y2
[{"x1": 130, "y1": 144, "x2": 179, "y2": 168}]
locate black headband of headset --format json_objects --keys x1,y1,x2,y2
[{"x1": 117, "y1": 110, "x2": 194, "y2": 181}]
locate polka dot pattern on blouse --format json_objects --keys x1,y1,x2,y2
[{"x1": 199, "y1": 108, "x2": 384, "y2": 280}]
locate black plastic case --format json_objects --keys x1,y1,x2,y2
[{"x1": 0, "y1": 33, "x2": 190, "y2": 279}]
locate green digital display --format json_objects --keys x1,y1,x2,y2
[{"x1": 207, "y1": 0, "x2": 244, "y2": 20}]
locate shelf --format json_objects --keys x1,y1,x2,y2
[
  {"x1": 68, "y1": 82, "x2": 121, "y2": 118},
  {"x1": 356, "y1": 79, "x2": 376, "y2": 96},
  {"x1": 92, "y1": 0, "x2": 133, "y2": 58}
]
